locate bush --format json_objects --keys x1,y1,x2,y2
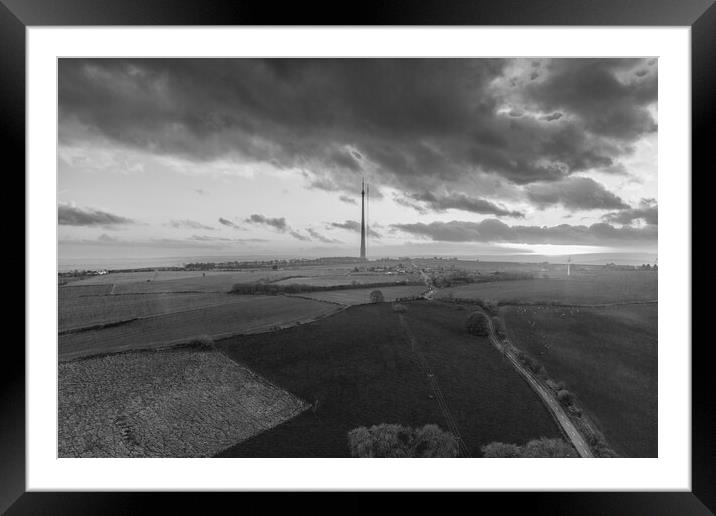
[
  {"x1": 492, "y1": 317, "x2": 507, "y2": 339},
  {"x1": 557, "y1": 389, "x2": 575, "y2": 407},
  {"x1": 347, "y1": 423, "x2": 458, "y2": 457},
  {"x1": 481, "y1": 442, "x2": 522, "y2": 457},
  {"x1": 482, "y1": 438, "x2": 577, "y2": 458},
  {"x1": 465, "y1": 311, "x2": 490, "y2": 336},
  {"x1": 521, "y1": 438, "x2": 578, "y2": 458},
  {"x1": 546, "y1": 379, "x2": 564, "y2": 391},
  {"x1": 521, "y1": 354, "x2": 541, "y2": 373},
  {"x1": 369, "y1": 290, "x2": 385, "y2": 303},
  {"x1": 483, "y1": 300, "x2": 499, "y2": 316},
  {"x1": 392, "y1": 303, "x2": 407, "y2": 313},
  {"x1": 412, "y1": 425, "x2": 460, "y2": 458},
  {"x1": 186, "y1": 335, "x2": 214, "y2": 350}
]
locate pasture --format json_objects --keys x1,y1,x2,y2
[
  {"x1": 273, "y1": 273, "x2": 419, "y2": 287},
  {"x1": 216, "y1": 301, "x2": 560, "y2": 457},
  {"x1": 289, "y1": 285, "x2": 427, "y2": 305},
  {"x1": 59, "y1": 348, "x2": 307, "y2": 457},
  {"x1": 65, "y1": 266, "x2": 383, "y2": 293},
  {"x1": 436, "y1": 271, "x2": 657, "y2": 305},
  {"x1": 111, "y1": 271, "x2": 293, "y2": 294},
  {"x1": 59, "y1": 295, "x2": 338, "y2": 360},
  {"x1": 502, "y1": 303, "x2": 657, "y2": 457},
  {"x1": 59, "y1": 283, "x2": 114, "y2": 299},
  {"x1": 59, "y1": 292, "x2": 246, "y2": 332}
]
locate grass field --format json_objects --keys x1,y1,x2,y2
[
  {"x1": 436, "y1": 271, "x2": 657, "y2": 305},
  {"x1": 291, "y1": 285, "x2": 427, "y2": 305},
  {"x1": 67, "y1": 267, "x2": 375, "y2": 292},
  {"x1": 502, "y1": 303, "x2": 657, "y2": 457},
  {"x1": 215, "y1": 301, "x2": 560, "y2": 457},
  {"x1": 110, "y1": 272, "x2": 287, "y2": 294},
  {"x1": 59, "y1": 284, "x2": 115, "y2": 299},
  {"x1": 59, "y1": 348, "x2": 307, "y2": 457},
  {"x1": 59, "y1": 292, "x2": 248, "y2": 332},
  {"x1": 65, "y1": 270, "x2": 210, "y2": 285},
  {"x1": 59, "y1": 295, "x2": 339, "y2": 360},
  {"x1": 273, "y1": 273, "x2": 419, "y2": 287}
]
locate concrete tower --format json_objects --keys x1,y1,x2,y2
[{"x1": 360, "y1": 179, "x2": 366, "y2": 260}]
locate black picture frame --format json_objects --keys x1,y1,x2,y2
[{"x1": 4, "y1": 0, "x2": 711, "y2": 513}]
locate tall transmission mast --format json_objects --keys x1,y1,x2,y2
[
  {"x1": 360, "y1": 178, "x2": 366, "y2": 260},
  {"x1": 366, "y1": 182, "x2": 370, "y2": 258},
  {"x1": 567, "y1": 256, "x2": 572, "y2": 277}
]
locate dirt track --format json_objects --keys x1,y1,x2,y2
[
  {"x1": 482, "y1": 313, "x2": 593, "y2": 458},
  {"x1": 417, "y1": 267, "x2": 592, "y2": 457}
]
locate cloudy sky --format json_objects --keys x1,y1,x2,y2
[{"x1": 58, "y1": 58, "x2": 657, "y2": 264}]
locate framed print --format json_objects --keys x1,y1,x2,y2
[{"x1": 5, "y1": 0, "x2": 712, "y2": 513}]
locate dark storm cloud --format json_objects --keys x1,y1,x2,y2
[
  {"x1": 166, "y1": 219, "x2": 215, "y2": 230},
  {"x1": 58, "y1": 203, "x2": 134, "y2": 227},
  {"x1": 403, "y1": 191, "x2": 524, "y2": 218},
  {"x1": 329, "y1": 149, "x2": 362, "y2": 171},
  {"x1": 329, "y1": 220, "x2": 382, "y2": 239},
  {"x1": 525, "y1": 59, "x2": 657, "y2": 140},
  {"x1": 339, "y1": 195, "x2": 357, "y2": 205},
  {"x1": 58, "y1": 58, "x2": 657, "y2": 200},
  {"x1": 245, "y1": 214, "x2": 288, "y2": 231},
  {"x1": 526, "y1": 177, "x2": 629, "y2": 211},
  {"x1": 603, "y1": 198, "x2": 658, "y2": 225},
  {"x1": 392, "y1": 219, "x2": 656, "y2": 246},
  {"x1": 218, "y1": 217, "x2": 242, "y2": 229}
]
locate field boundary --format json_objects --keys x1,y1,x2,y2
[
  {"x1": 60, "y1": 304, "x2": 349, "y2": 362},
  {"x1": 60, "y1": 317, "x2": 140, "y2": 335},
  {"x1": 284, "y1": 293, "x2": 346, "y2": 306}
]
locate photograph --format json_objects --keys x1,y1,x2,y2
[{"x1": 57, "y1": 57, "x2": 658, "y2": 459}]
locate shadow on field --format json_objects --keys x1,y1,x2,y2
[{"x1": 215, "y1": 301, "x2": 560, "y2": 457}]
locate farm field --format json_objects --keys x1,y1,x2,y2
[
  {"x1": 59, "y1": 295, "x2": 338, "y2": 360},
  {"x1": 110, "y1": 271, "x2": 296, "y2": 294},
  {"x1": 66, "y1": 266, "x2": 375, "y2": 291},
  {"x1": 436, "y1": 271, "x2": 657, "y2": 305},
  {"x1": 59, "y1": 283, "x2": 115, "y2": 299},
  {"x1": 272, "y1": 273, "x2": 419, "y2": 287},
  {"x1": 291, "y1": 285, "x2": 427, "y2": 305},
  {"x1": 59, "y1": 292, "x2": 250, "y2": 332},
  {"x1": 64, "y1": 270, "x2": 210, "y2": 285},
  {"x1": 59, "y1": 348, "x2": 307, "y2": 457},
  {"x1": 215, "y1": 301, "x2": 560, "y2": 457},
  {"x1": 502, "y1": 303, "x2": 657, "y2": 457}
]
